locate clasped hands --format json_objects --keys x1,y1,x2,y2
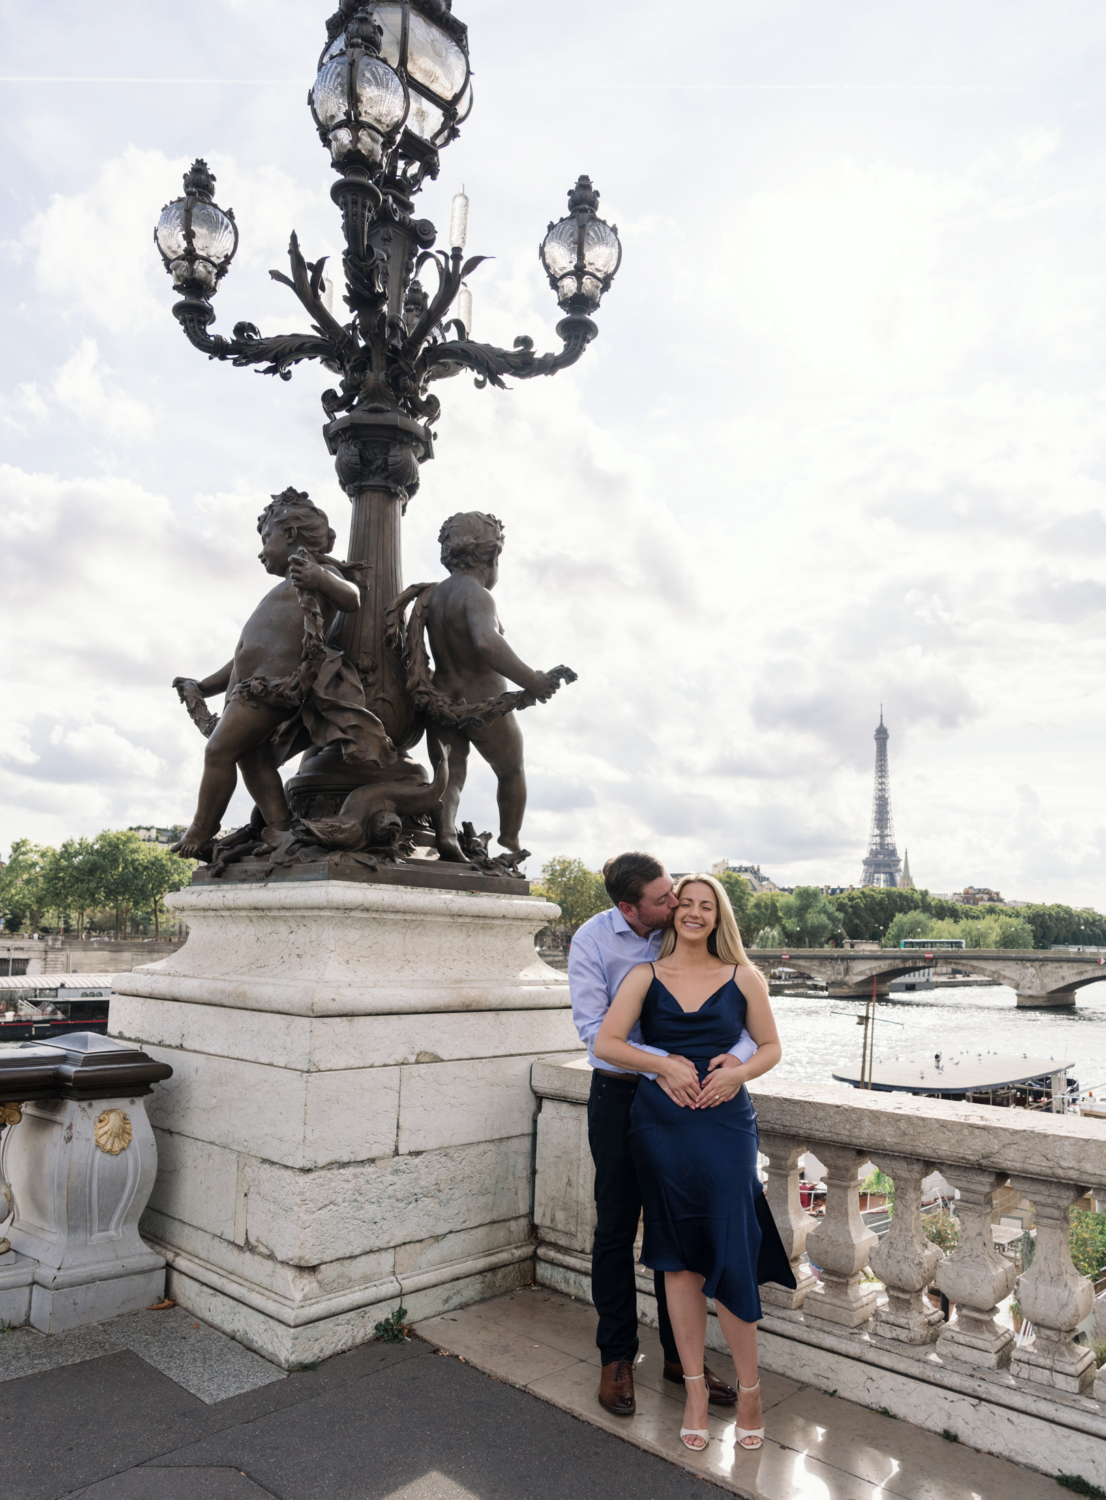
[{"x1": 656, "y1": 1053, "x2": 745, "y2": 1109}]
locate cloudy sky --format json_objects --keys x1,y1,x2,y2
[{"x1": 3, "y1": 0, "x2": 1106, "y2": 905}]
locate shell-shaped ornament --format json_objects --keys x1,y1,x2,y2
[
  {"x1": 94, "y1": 1109, "x2": 133, "y2": 1155},
  {"x1": 0, "y1": 1103, "x2": 22, "y2": 1127}
]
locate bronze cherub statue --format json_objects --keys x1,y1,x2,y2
[
  {"x1": 172, "y1": 488, "x2": 394, "y2": 861},
  {"x1": 387, "y1": 511, "x2": 576, "y2": 865}
]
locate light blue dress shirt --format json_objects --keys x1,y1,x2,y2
[{"x1": 567, "y1": 905, "x2": 758, "y2": 1075}]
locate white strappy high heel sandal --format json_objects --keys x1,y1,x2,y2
[
  {"x1": 680, "y1": 1373, "x2": 709, "y2": 1451},
  {"x1": 736, "y1": 1380, "x2": 765, "y2": 1450}
]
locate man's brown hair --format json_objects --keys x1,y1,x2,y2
[{"x1": 603, "y1": 851, "x2": 665, "y2": 908}]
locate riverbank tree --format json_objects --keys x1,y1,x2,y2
[
  {"x1": 533, "y1": 857, "x2": 611, "y2": 945},
  {"x1": 831, "y1": 887, "x2": 1105, "y2": 950},
  {"x1": 1, "y1": 831, "x2": 193, "y2": 938}
]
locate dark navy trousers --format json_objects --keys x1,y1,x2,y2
[{"x1": 586, "y1": 1068, "x2": 678, "y2": 1366}]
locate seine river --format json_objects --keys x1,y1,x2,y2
[{"x1": 771, "y1": 980, "x2": 1106, "y2": 1096}]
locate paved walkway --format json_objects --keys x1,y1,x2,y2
[
  {"x1": 418, "y1": 1289, "x2": 1063, "y2": 1499},
  {"x1": 0, "y1": 1291, "x2": 1074, "y2": 1499},
  {"x1": 0, "y1": 1304, "x2": 723, "y2": 1499}
]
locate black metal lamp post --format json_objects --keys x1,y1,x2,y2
[{"x1": 154, "y1": 0, "x2": 620, "y2": 801}]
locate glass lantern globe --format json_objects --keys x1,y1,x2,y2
[
  {"x1": 154, "y1": 160, "x2": 238, "y2": 296},
  {"x1": 311, "y1": 6, "x2": 410, "y2": 168},
  {"x1": 316, "y1": 1, "x2": 472, "y2": 173},
  {"x1": 541, "y1": 177, "x2": 622, "y2": 314}
]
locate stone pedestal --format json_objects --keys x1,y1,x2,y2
[
  {"x1": 111, "y1": 880, "x2": 578, "y2": 1368},
  {"x1": 4, "y1": 1094, "x2": 165, "y2": 1332},
  {"x1": 0, "y1": 1250, "x2": 36, "y2": 1326}
]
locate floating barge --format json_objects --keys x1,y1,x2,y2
[
  {"x1": 832, "y1": 1053, "x2": 1075, "y2": 1111},
  {"x1": 0, "y1": 974, "x2": 113, "y2": 1042}
]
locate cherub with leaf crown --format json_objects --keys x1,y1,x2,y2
[
  {"x1": 387, "y1": 511, "x2": 576, "y2": 866},
  {"x1": 172, "y1": 488, "x2": 395, "y2": 860}
]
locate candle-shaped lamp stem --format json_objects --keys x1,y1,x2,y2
[
  {"x1": 456, "y1": 284, "x2": 473, "y2": 336},
  {"x1": 450, "y1": 186, "x2": 469, "y2": 251}
]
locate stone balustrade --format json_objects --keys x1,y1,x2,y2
[{"x1": 531, "y1": 1055, "x2": 1106, "y2": 1487}]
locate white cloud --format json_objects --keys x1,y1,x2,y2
[
  {"x1": 51, "y1": 337, "x2": 154, "y2": 440},
  {"x1": 1, "y1": 0, "x2": 1106, "y2": 909}
]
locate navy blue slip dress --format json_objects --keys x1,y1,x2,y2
[{"x1": 628, "y1": 965, "x2": 795, "y2": 1321}]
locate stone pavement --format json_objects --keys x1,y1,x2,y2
[
  {"x1": 0, "y1": 1290, "x2": 1076, "y2": 1499},
  {"x1": 0, "y1": 1302, "x2": 717, "y2": 1499},
  {"x1": 418, "y1": 1289, "x2": 1065, "y2": 1499}
]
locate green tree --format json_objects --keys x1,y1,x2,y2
[
  {"x1": 533, "y1": 857, "x2": 611, "y2": 941},
  {"x1": 923, "y1": 1210, "x2": 960, "y2": 1252},
  {"x1": 971, "y1": 914, "x2": 1034, "y2": 950},
  {"x1": 1069, "y1": 1210, "x2": 1106, "y2": 1280},
  {"x1": 716, "y1": 871, "x2": 752, "y2": 940},
  {"x1": 832, "y1": 886, "x2": 1106, "y2": 950},
  {"x1": 883, "y1": 910, "x2": 933, "y2": 946},
  {"x1": 0, "y1": 840, "x2": 50, "y2": 933},
  {"x1": 778, "y1": 886, "x2": 841, "y2": 948},
  {"x1": 41, "y1": 838, "x2": 101, "y2": 937},
  {"x1": 744, "y1": 892, "x2": 781, "y2": 947},
  {"x1": 860, "y1": 1168, "x2": 895, "y2": 1212},
  {"x1": 133, "y1": 843, "x2": 194, "y2": 938},
  {"x1": 88, "y1": 830, "x2": 150, "y2": 938}
]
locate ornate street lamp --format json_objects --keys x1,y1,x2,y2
[
  {"x1": 154, "y1": 160, "x2": 238, "y2": 297},
  {"x1": 309, "y1": 7, "x2": 411, "y2": 171},
  {"x1": 153, "y1": 0, "x2": 621, "y2": 804},
  {"x1": 541, "y1": 176, "x2": 622, "y2": 315}
]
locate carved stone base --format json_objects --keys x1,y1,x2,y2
[
  {"x1": 29, "y1": 1262, "x2": 166, "y2": 1335},
  {"x1": 760, "y1": 1266, "x2": 817, "y2": 1313},
  {"x1": 803, "y1": 1277, "x2": 879, "y2": 1329},
  {"x1": 870, "y1": 1293, "x2": 944, "y2": 1348},
  {"x1": 0, "y1": 1249, "x2": 35, "y2": 1329},
  {"x1": 110, "y1": 880, "x2": 578, "y2": 1367},
  {"x1": 1012, "y1": 1334, "x2": 1096, "y2": 1394},
  {"x1": 192, "y1": 854, "x2": 529, "y2": 896},
  {"x1": 936, "y1": 1311, "x2": 1015, "y2": 1370}
]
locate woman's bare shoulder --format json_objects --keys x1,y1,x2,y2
[{"x1": 734, "y1": 962, "x2": 770, "y2": 992}]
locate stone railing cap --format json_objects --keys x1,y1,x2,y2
[{"x1": 528, "y1": 1055, "x2": 1106, "y2": 1187}]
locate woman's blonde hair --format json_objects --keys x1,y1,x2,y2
[{"x1": 658, "y1": 873, "x2": 755, "y2": 968}]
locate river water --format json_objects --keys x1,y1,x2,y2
[{"x1": 771, "y1": 980, "x2": 1106, "y2": 1097}]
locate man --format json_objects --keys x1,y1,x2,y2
[{"x1": 568, "y1": 851, "x2": 757, "y2": 1417}]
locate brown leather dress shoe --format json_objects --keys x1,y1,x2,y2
[
  {"x1": 663, "y1": 1359, "x2": 737, "y2": 1406},
  {"x1": 598, "y1": 1358, "x2": 636, "y2": 1415}
]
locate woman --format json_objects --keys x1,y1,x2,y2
[{"x1": 594, "y1": 873, "x2": 789, "y2": 1453}]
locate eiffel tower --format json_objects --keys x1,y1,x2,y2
[{"x1": 860, "y1": 708, "x2": 902, "y2": 888}]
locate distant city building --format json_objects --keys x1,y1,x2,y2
[
  {"x1": 711, "y1": 860, "x2": 780, "y2": 894},
  {"x1": 957, "y1": 886, "x2": 1003, "y2": 906},
  {"x1": 899, "y1": 850, "x2": 915, "y2": 890},
  {"x1": 129, "y1": 826, "x2": 185, "y2": 846},
  {"x1": 860, "y1": 710, "x2": 903, "y2": 888}
]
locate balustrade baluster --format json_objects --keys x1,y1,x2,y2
[
  {"x1": 935, "y1": 1168, "x2": 1016, "y2": 1369},
  {"x1": 758, "y1": 1131, "x2": 817, "y2": 1312},
  {"x1": 1007, "y1": 1176, "x2": 1095, "y2": 1394},
  {"x1": 868, "y1": 1153, "x2": 944, "y2": 1349},
  {"x1": 803, "y1": 1144, "x2": 878, "y2": 1328}
]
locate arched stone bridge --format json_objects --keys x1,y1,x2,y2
[{"x1": 751, "y1": 948, "x2": 1106, "y2": 1008}]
